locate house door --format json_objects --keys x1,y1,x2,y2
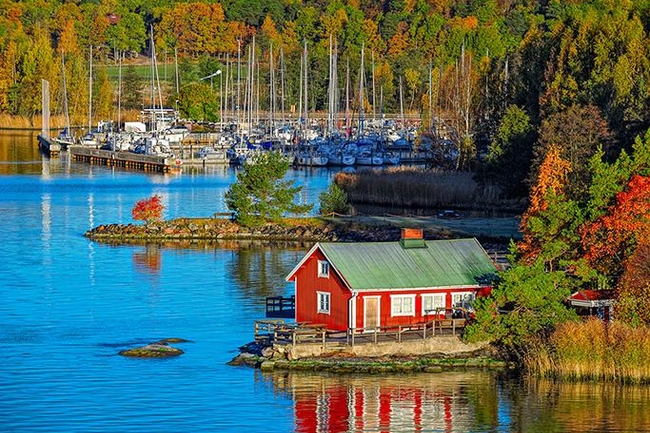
[{"x1": 364, "y1": 297, "x2": 380, "y2": 331}]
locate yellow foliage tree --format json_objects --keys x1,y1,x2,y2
[
  {"x1": 261, "y1": 14, "x2": 282, "y2": 49},
  {"x1": 387, "y1": 22, "x2": 409, "y2": 59}
]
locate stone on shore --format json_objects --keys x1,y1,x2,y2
[{"x1": 119, "y1": 340, "x2": 185, "y2": 358}]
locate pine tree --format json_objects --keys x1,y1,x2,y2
[{"x1": 225, "y1": 151, "x2": 314, "y2": 227}]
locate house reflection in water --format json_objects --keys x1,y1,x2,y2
[{"x1": 265, "y1": 371, "x2": 497, "y2": 433}]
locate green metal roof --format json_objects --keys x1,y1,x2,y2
[{"x1": 318, "y1": 238, "x2": 496, "y2": 291}]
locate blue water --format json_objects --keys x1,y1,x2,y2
[
  {"x1": 2, "y1": 133, "x2": 650, "y2": 433},
  {"x1": 0, "y1": 140, "x2": 330, "y2": 432}
]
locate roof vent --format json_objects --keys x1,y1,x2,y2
[{"x1": 400, "y1": 228, "x2": 427, "y2": 248}]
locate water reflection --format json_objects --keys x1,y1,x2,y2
[
  {"x1": 260, "y1": 371, "x2": 500, "y2": 433},
  {"x1": 116, "y1": 239, "x2": 307, "y2": 297},
  {"x1": 230, "y1": 241, "x2": 308, "y2": 298},
  {"x1": 518, "y1": 378, "x2": 650, "y2": 433},
  {"x1": 133, "y1": 244, "x2": 162, "y2": 274},
  {"x1": 257, "y1": 371, "x2": 650, "y2": 433}
]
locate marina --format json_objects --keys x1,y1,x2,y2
[{"x1": 39, "y1": 117, "x2": 430, "y2": 171}]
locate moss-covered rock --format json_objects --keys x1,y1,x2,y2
[{"x1": 119, "y1": 341, "x2": 185, "y2": 358}]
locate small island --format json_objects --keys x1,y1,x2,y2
[{"x1": 118, "y1": 338, "x2": 191, "y2": 358}]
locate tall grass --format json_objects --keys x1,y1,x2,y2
[
  {"x1": 525, "y1": 318, "x2": 650, "y2": 383},
  {"x1": 0, "y1": 110, "x2": 143, "y2": 130},
  {"x1": 334, "y1": 167, "x2": 519, "y2": 211}
]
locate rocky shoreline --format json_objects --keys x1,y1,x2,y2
[
  {"x1": 84, "y1": 217, "x2": 435, "y2": 243},
  {"x1": 228, "y1": 340, "x2": 513, "y2": 373}
]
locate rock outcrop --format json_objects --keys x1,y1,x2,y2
[
  {"x1": 118, "y1": 338, "x2": 190, "y2": 358},
  {"x1": 84, "y1": 217, "x2": 412, "y2": 243}
]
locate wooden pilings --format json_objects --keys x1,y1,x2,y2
[{"x1": 69, "y1": 146, "x2": 178, "y2": 173}]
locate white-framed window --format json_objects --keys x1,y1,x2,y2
[
  {"x1": 317, "y1": 291, "x2": 331, "y2": 314},
  {"x1": 391, "y1": 294, "x2": 415, "y2": 316},
  {"x1": 422, "y1": 293, "x2": 446, "y2": 315},
  {"x1": 318, "y1": 260, "x2": 330, "y2": 278},
  {"x1": 452, "y1": 292, "x2": 476, "y2": 309}
]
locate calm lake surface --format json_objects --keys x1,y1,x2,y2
[{"x1": 1, "y1": 130, "x2": 649, "y2": 432}]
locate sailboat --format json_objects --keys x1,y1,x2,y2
[
  {"x1": 52, "y1": 52, "x2": 76, "y2": 148},
  {"x1": 37, "y1": 79, "x2": 61, "y2": 156},
  {"x1": 80, "y1": 45, "x2": 99, "y2": 147}
]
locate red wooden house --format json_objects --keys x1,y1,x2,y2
[{"x1": 285, "y1": 229, "x2": 497, "y2": 332}]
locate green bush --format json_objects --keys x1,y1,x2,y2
[{"x1": 319, "y1": 183, "x2": 351, "y2": 216}]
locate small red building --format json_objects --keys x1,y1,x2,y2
[{"x1": 285, "y1": 229, "x2": 497, "y2": 332}]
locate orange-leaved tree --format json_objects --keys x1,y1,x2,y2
[
  {"x1": 581, "y1": 175, "x2": 650, "y2": 277},
  {"x1": 132, "y1": 195, "x2": 164, "y2": 224}
]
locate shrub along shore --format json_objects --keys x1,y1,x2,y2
[{"x1": 524, "y1": 318, "x2": 650, "y2": 384}]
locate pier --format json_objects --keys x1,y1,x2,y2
[{"x1": 69, "y1": 146, "x2": 180, "y2": 173}]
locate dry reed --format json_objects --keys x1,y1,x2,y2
[
  {"x1": 0, "y1": 111, "x2": 143, "y2": 131},
  {"x1": 525, "y1": 318, "x2": 650, "y2": 383},
  {"x1": 334, "y1": 167, "x2": 512, "y2": 211}
]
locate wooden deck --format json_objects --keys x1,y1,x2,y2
[{"x1": 254, "y1": 317, "x2": 468, "y2": 350}]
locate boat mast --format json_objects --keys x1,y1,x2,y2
[
  {"x1": 224, "y1": 54, "x2": 230, "y2": 126},
  {"x1": 88, "y1": 45, "x2": 92, "y2": 132},
  {"x1": 345, "y1": 58, "x2": 350, "y2": 139},
  {"x1": 372, "y1": 50, "x2": 376, "y2": 123},
  {"x1": 118, "y1": 49, "x2": 122, "y2": 131},
  {"x1": 269, "y1": 44, "x2": 274, "y2": 135},
  {"x1": 61, "y1": 52, "x2": 71, "y2": 135},
  {"x1": 41, "y1": 79, "x2": 50, "y2": 140},
  {"x1": 358, "y1": 43, "x2": 364, "y2": 140},
  {"x1": 303, "y1": 40, "x2": 308, "y2": 135},
  {"x1": 327, "y1": 34, "x2": 333, "y2": 137},
  {"x1": 280, "y1": 47, "x2": 286, "y2": 128}
]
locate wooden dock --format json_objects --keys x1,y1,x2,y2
[
  {"x1": 69, "y1": 146, "x2": 180, "y2": 173},
  {"x1": 254, "y1": 317, "x2": 468, "y2": 350},
  {"x1": 37, "y1": 135, "x2": 61, "y2": 157}
]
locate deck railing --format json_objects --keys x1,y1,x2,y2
[{"x1": 253, "y1": 317, "x2": 468, "y2": 350}]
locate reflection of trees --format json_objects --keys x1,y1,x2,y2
[
  {"x1": 133, "y1": 244, "x2": 161, "y2": 274},
  {"x1": 517, "y1": 378, "x2": 650, "y2": 433},
  {"x1": 229, "y1": 241, "x2": 308, "y2": 299}
]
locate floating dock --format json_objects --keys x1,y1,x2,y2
[
  {"x1": 37, "y1": 134, "x2": 61, "y2": 157},
  {"x1": 69, "y1": 146, "x2": 180, "y2": 173}
]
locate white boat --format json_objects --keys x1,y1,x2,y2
[
  {"x1": 355, "y1": 153, "x2": 383, "y2": 166},
  {"x1": 198, "y1": 146, "x2": 227, "y2": 162},
  {"x1": 52, "y1": 127, "x2": 76, "y2": 148},
  {"x1": 383, "y1": 151, "x2": 400, "y2": 165},
  {"x1": 326, "y1": 151, "x2": 355, "y2": 166},
  {"x1": 295, "y1": 151, "x2": 328, "y2": 166},
  {"x1": 79, "y1": 132, "x2": 99, "y2": 147}
]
